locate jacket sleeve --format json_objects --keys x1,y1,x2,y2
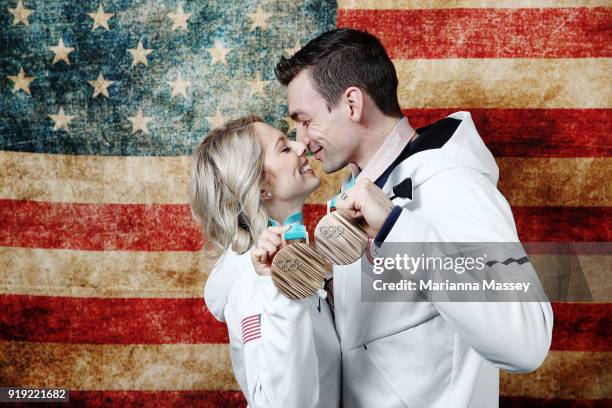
[
  {"x1": 230, "y1": 275, "x2": 321, "y2": 408},
  {"x1": 381, "y1": 187, "x2": 554, "y2": 373}
]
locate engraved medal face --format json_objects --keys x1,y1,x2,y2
[
  {"x1": 314, "y1": 211, "x2": 368, "y2": 265},
  {"x1": 271, "y1": 242, "x2": 327, "y2": 299}
]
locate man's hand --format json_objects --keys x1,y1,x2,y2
[
  {"x1": 250, "y1": 225, "x2": 291, "y2": 276},
  {"x1": 334, "y1": 179, "x2": 395, "y2": 237}
]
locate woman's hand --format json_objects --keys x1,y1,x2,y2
[{"x1": 251, "y1": 225, "x2": 291, "y2": 276}]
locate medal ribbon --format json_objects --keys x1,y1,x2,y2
[
  {"x1": 268, "y1": 210, "x2": 308, "y2": 242},
  {"x1": 327, "y1": 117, "x2": 415, "y2": 212}
]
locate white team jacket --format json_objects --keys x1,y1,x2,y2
[
  {"x1": 332, "y1": 111, "x2": 553, "y2": 407},
  {"x1": 209, "y1": 111, "x2": 553, "y2": 408},
  {"x1": 205, "y1": 248, "x2": 341, "y2": 408}
]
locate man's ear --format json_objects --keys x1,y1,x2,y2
[{"x1": 345, "y1": 87, "x2": 364, "y2": 122}]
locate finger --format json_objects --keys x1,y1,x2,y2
[
  {"x1": 264, "y1": 225, "x2": 291, "y2": 246},
  {"x1": 336, "y1": 206, "x2": 361, "y2": 220},
  {"x1": 342, "y1": 184, "x2": 357, "y2": 196},
  {"x1": 260, "y1": 240, "x2": 278, "y2": 255},
  {"x1": 251, "y1": 248, "x2": 267, "y2": 264},
  {"x1": 257, "y1": 231, "x2": 282, "y2": 248},
  {"x1": 336, "y1": 189, "x2": 359, "y2": 210},
  {"x1": 252, "y1": 247, "x2": 265, "y2": 259},
  {"x1": 261, "y1": 230, "x2": 283, "y2": 247},
  {"x1": 268, "y1": 225, "x2": 291, "y2": 235},
  {"x1": 335, "y1": 195, "x2": 362, "y2": 220}
]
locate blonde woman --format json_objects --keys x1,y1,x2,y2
[{"x1": 190, "y1": 115, "x2": 341, "y2": 408}]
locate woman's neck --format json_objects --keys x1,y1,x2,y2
[{"x1": 267, "y1": 201, "x2": 304, "y2": 226}]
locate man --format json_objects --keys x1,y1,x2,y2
[{"x1": 272, "y1": 29, "x2": 553, "y2": 407}]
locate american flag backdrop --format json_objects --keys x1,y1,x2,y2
[{"x1": 0, "y1": 0, "x2": 610, "y2": 406}]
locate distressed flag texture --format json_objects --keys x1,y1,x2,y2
[{"x1": 0, "y1": 0, "x2": 610, "y2": 407}]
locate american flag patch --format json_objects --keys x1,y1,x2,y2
[{"x1": 241, "y1": 314, "x2": 261, "y2": 345}]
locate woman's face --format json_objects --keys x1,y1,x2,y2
[{"x1": 253, "y1": 122, "x2": 320, "y2": 203}]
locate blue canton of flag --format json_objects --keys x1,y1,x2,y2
[{"x1": 1, "y1": 0, "x2": 335, "y2": 157}]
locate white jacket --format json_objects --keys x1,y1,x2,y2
[
  {"x1": 208, "y1": 111, "x2": 553, "y2": 408},
  {"x1": 334, "y1": 111, "x2": 553, "y2": 407},
  {"x1": 205, "y1": 248, "x2": 341, "y2": 408}
]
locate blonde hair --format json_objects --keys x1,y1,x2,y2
[{"x1": 190, "y1": 115, "x2": 268, "y2": 255}]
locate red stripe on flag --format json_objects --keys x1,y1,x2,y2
[
  {"x1": 0, "y1": 295, "x2": 229, "y2": 344},
  {"x1": 66, "y1": 390, "x2": 246, "y2": 407},
  {"x1": 403, "y1": 109, "x2": 612, "y2": 158},
  {"x1": 0, "y1": 201, "x2": 326, "y2": 251},
  {"x1": 0, "y1": 199, "x2": 203, "y2": 251},
  {"x1": 513, "y1": 207, "x2": 611, "y2": 242},
  {"x1": 39, "y1": 391, "x2": 612, "y2": 408},
  {"x1": 338, "y1": 7, "x2": 612, "y2": 58},
  {"x1": 1, "y1": 201, "x2": 609, "y2": 249},
  {"x1": 550, "y1": 303, "x2": 611, "y2": 352},
  {"x1": 2, "y1": 295, "x2": 609, "y2": 351},
  {"x1": 500, "y1": 397, "x2": 612, "y2": 407}
]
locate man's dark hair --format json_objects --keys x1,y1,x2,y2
[{"x1": 275, "y1": 28, "x2": 402, "y2": 117}]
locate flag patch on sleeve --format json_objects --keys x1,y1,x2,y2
[{"x1": 241, "y1": 314, "x2": 262, "y2": 344}]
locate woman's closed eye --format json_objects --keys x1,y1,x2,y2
[{"x1": 281, "y1": 146, "x2": 291, "y2": 153}]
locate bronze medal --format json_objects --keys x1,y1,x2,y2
[
  {"x1": 271, "y1": 242, "x2": 327, "y2": 299},
  {"x1": 314, "y1": 210, "x2": 368, "y2": 265},
  {"x1": 270, "y1": 223, "x2": 328, "y2": 299}
]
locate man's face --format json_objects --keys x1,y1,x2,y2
[{"x1": 287, "y1": 70, "x2": 358, "y2": 174}]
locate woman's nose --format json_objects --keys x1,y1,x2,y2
[{"x1": 292, "y1": 140, "x2": 308, "y2": 156}]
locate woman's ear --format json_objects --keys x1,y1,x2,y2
[
  {"x1": 260, "y1": 189, "x2": 272, "y2": 200},
  {"x1": 345, "y1": 87, "x2": 364, "y2": 122},
  {"x1": 260, "y1": 178, "x2": 273, "y2": 200}
]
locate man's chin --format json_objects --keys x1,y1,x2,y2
[{"x1": 323, "y1": 159, "x2": 347, "y2": 174}]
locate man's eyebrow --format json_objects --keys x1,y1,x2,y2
[{"x1": 289, "y1": 110, "x2": 307, "y2": 121}]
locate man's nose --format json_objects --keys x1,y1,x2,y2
[{"x1": 296, "y1": 127, "x2": 310, "y2": 147}]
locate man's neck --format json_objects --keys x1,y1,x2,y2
[{"x1": 353, "y1": 115, "x2": 404, "y2": 170}]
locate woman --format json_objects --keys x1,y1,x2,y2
[{"x1": 189, "y1": 115, "x2": 341, "y2": 408}]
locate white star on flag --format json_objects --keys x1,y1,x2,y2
[
  {"x1": 49, "y1": 38, "x2": 75, "y2": 65},
  {"x1": 167, "y1": 3, "x2": 192, "y2": 31},
  {"x1": 127, "y1": 109, "x2": 153, "y2": 134},
  {"x1": 128, "y1": 40, "x2": 153, "y2": 67},
  {"x1": 247, "y1": 5, "x2": 272, "y2": 31},
  {"x1": 284, "y1": 116, "x2": 297, "y2": 133},
  {"x1": 207, "y1": 41, "x2": 231, "y2": 65},
  {"x1": 206, "y1": 109, "x2": 227, "y2": 129},
  {"x1": 88, "y1": 2, "x2": 113, "y2": 31},
  {"x1": 285, "y1": 39, "x2": 301, "y2": 56},
  {"x1": 8, "y1": 0, "x2": 33, "y2": 26},
  {"x1": 247, "y1": 72, "x2": 270, "y2": 96},
  {"x1": 48, "y1": 106, "x2": 75, "y2": 132},
  {"x1": 88, "y1": 72, "x2": 115, "y2": 98},
  {"x1": 7, "y1": 67, "x2": 35, "y2": 95},
  {"x1": 167, "y1": 72, "x2": 191, "y2": 98}
]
